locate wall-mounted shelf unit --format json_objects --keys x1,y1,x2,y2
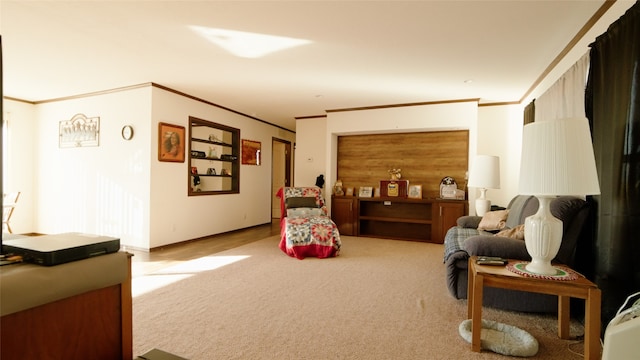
[{"x1": 188, "y1": 116, "x2": 240, "y2": 196}]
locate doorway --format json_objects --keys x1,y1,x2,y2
[{"x1": 271, "y1": 138, "x2": 292, "y2": 219}]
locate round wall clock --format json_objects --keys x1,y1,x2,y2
[{"x1": 121, "y1": 125, "x2": 134, "y2": 140}]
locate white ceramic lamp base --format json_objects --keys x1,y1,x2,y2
[
  {"x1": 475, "y1": 188, "x2": 491, "y2": 216},
  {"x1": 523, "y1": 196, "x2": 563, "y2": 275}
]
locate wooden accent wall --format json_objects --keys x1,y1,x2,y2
[{"x1": 337, "y1": 130, "x2": 469, "y2": 198}]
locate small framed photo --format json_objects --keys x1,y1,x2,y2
[
  {"x1": 158, "y1": 122, "x2": 185, "y2": 162},
  {"x1": 408, "y1": 185, "x2": 423, "y2": 199},
  {"x1": 359, "y1": 186, "x2": 373, "y2": 198},
  {"x1": 374, "y1": 187, "x2": 381, "y2": 197},
  {"x1": 345, "y1": 187, "x2": 354, "y2": 196}
]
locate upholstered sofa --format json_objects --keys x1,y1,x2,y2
[{"x1": 443, "y1": 195, "x2": 590, "y2": 313}]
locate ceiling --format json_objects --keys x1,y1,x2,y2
[{"x1": 0, "y1": 1, "x2": 632, "y2": 132}]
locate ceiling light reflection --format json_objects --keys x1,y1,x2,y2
[{"x1": 190, "y1": 26, "x2": 312, "y2": 58}]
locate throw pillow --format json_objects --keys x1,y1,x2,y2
[
  {"x1": 477, "y1": 210, "x2": 509, "y2": 231},
  {"x1": 457, "y1": 216, "x2": 483, "y2": 228},
  {"x1": 495, "y1": 224, "x2": 525, "y2": 240},
  {"x1": 287, "y1": 207, "x2": 324, "y2": 218},
  {"x1": 285, "y1": 196, "x2": 318, "y2": 209}
]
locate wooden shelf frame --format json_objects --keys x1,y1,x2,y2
[{"x1": 188, "y1": 116, "x2": 240, "y2": 196}]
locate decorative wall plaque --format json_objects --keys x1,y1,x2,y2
[{"x1": 59, "y1": 114, "x2": 100, "y2": 148}]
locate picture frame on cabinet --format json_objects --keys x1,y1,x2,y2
[
  {"x1": 345, "y1": 187, "x2": 354, "y2": 196},
  {"x1": 374, "y1": 187, "x2": 381, "y2": 197},
  {"x1": 359, "y1": 186, "x2": 373, "y2": 198},
  {"x1": 408, "y1": 185, "x2": 422, "y2": 199},
  {"x1": 439, "y1": 176, "x2": 458, "y2": 199},
  {"x1": 158, "y1": 122, "x2": 185, "y2": 162}
]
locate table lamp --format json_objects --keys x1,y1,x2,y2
[
  {"x1": 468, "y1": 155, "x2": 501, "y2": 216},
  {"x1": 518, "y1": 117, "x2": 600, "y2": 275}
]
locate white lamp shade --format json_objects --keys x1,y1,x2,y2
[
  {"x1": 518, "y1": 117, "x2": 600, "y2": 275},
  {"x1": 519, "y1": 118, "x2": 600, "y2": 196},
  {"x1": 468, "y1": 155, "x2": 501, "y2": 189}
]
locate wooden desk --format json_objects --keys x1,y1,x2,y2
[{"x1": 467, "y1": 256, "x2": 601, "y2": 360}]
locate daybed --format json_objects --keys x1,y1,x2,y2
[
  {"x1": 276, "y1": 186, "x2": 341, "y2": 259},
  {"x1": 443, "y1": 195, "x2": 590, "y2": 313}
]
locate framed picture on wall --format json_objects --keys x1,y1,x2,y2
[
  {"x1": 242, "y1": 139, "x2": 261, "y2": 165},
  {"x1": 158, "y1": 122, "x2": 185, "y2": 162}
]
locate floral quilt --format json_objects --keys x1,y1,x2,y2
[{"x1": 276, "y1": 187, "x2": 342, "y2": 259}]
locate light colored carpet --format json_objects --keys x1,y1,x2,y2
[{"x1": 133, "y1": 235, "x2": 588, "y2": 359}]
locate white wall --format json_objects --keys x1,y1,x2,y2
[
  {"x1": 24, "y1": 87, "x2": 153, "y2": 249},
  {"x1": 148, "y1": 87, "x2": 295, "y2": 248},
  {"x1": 476, "y1": 104, "x2": 524, "y2": 208},
  {"x1": 293, "y1": 117, "x2": 327, "y2": 188},
  {"x1": 3, "y1": 99, "x2": 36, "y2": 234},
  {"x1": 3, "y1": 85, "x2": 295, "y2": 250}
]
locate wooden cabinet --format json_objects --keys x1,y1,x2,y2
[
  {"x1": 331, "y1": 196, "x2": 357, "y2": 235},
  {"x1": 358, "y1": 198, "x2": 434, "y2": 242},
  {"x1": 0, "y1": 253, "x2": 132, "y2": 360},
  {"x1": 433, "y1": 200, "x2": 467, "y2": 244},
  {"x1": 188, "y1": 117, "x2": 240, "y2": 196},
  {"x1": 334, "y1": 197, "x2": 467, "y2": 243}
]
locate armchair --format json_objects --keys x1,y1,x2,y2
[
  {"x1": 276, "y1": 187, "x2": 341, "y2": 259},
  {"x1": 444, "y1": 195, "x2": 590, "y2": 313}
]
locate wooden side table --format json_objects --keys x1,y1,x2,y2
[{"x1": 467, "y1": 256, "x2": 601, "y2": 360}]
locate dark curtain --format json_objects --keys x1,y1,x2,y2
[
  {"x1": 585, "y1": 1, "x2": 640, "y2": 332},
  {"x1": 523, "y1": 99, "x2": 535, "y2": 125}
]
